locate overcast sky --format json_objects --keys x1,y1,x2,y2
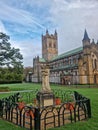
[{"x1": 0, "y1": 0, "x2": 98, "y2": 67}]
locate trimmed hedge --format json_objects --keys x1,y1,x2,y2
[{"x1": 0, "y1": 81, "x2": 22, "y2": 84}]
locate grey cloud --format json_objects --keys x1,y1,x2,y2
[{"x1": 49, "y1": 0, "x2": 98, "y2": 54}]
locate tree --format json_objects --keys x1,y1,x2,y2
[
  {"x1": 0, "y1": 32, "x2": 23, "y2": 83},
  {"x1": 0, "y1": 32, "x2": 23, "y2": 67}
]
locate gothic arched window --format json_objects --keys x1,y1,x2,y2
[
  {"x1": 49, "y1": 43, "x2": 52, "y2": 48},
  {"x1": 94, "y1": 59, "x2": 97, "y2": 69}
]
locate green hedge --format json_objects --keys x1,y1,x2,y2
[
  {"x1": 0, "y1": 80, "x2": 22, "y2": 84},
  {"x1": 0, "y1": 68, "x2": 23, "y2": 84}
]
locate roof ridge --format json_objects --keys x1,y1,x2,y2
[{"x1": 51, "y1": 46, "x2": 83, "y2": 61}]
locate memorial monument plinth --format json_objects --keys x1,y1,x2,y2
[
  {"x1": 36, "y1": 91, "x2": 55, "y2": 108},
  {"x1": 36, "y1": 65, "x2": 55, "y2": 108}
]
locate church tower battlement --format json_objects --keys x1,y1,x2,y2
[{"x1": 42, "y1": 30, "x2": 58, "y2": 61}]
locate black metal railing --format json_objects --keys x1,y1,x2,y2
[{"x1": 0, "y1": 91, "x2": 91, "y2": 130}]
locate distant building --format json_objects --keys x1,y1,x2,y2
[
  {"x1": 23, "y1": 67, "x2": 33, "y2": 82},
  {"x1": 32, "y1": 29, "x2": 98, "y2": 84}
]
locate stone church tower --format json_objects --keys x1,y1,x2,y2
[
  {"x1": 78, "y1": 29, "x2": 98, "y2": 84},
  {"x1": 42, "y1": 30, "x2": 58, "y2": 61}
]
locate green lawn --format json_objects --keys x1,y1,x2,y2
[
  {"x1": 0, "y1": 83, "x2": 41, "y2": 91},
  {"x1": 0, "y1": 83, "x2": 98, "y2": 130},
  {"x1": 0, "y1": 119, "x2": 26, "y2": 130}
]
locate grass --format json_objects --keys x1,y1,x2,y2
[
  {"x1": 0, "y1": 83, "x2": 98, "y2": 130},
  {"x1": 0, "y1": 119, "x2": 26, "y2": 130},
  {"x1": 0, "y1": 83, "x2": 41, "y2": 91},
  {"x1": 0, "y1": 86, "x2": 10, "y2": 92}
]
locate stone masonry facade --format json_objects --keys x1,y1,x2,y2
[{"x1": 32, "y1": 29, "x2": 98, "y2": 85}]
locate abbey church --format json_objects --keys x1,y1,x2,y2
[{"x1": 32, "y1": 29, "x2": 98, "y2": 85}]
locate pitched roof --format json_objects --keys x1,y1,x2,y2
[
  {"x1": 51, "y1": 47, "x2": 83, "y2": 61},
  {"x1": 39, "y1": 58, "x2": 46, "y2": 62}
]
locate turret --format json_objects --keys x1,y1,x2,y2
[
  {"x1": 82, "y1": 29, "x2": 90, "y2": 47},
  {"x1": 91, "y1": 39, "x2": 95, "y2": 44},
  {"x1": 54, "y1": 30, "x2": 57, "y2": 39},
  {"x1": 46, "y1": 29, "x2": 49, "y2": 36}
]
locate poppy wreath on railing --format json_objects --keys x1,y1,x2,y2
[
  {"x1": 66, "y1": 103, "x2": 74, "y2": 110},
  {"x1": 26, "y1": 110, "x2": 34, "y2": 118},
  {"x1": 17, "y1": 102, "x2": 25, "y2": 110}
]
